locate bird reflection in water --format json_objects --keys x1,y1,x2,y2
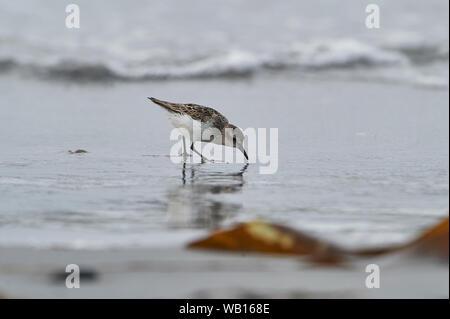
[{"x1": 167, "y1": 163, "x2": 249, "y2": 229}]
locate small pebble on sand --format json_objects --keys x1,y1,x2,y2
[{"x1": 68, "y1": 149, "x2": 88, "y2": 154}]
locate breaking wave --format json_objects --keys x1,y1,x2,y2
[{"x1": 0, "y1": 38, "x2": 448, "y2": 87}]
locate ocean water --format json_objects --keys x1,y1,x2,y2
[{"x1": 0, "y1": 0, "x2": 448, "y2": 249}]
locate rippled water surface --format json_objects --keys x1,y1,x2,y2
[{"x1": 0, "y1": 0, "x2": 448, "y2": 249}]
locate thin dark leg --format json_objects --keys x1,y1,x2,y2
[
  {"x1": 182, "y1": 136, "x2": 189, "y2": 159},
  {"x1": 190, "y1": 142, "x2": 209, "y2": 163}
]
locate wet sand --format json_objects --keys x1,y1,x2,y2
[
  {"x1": 0, "y1": 246, "x2": 448, "y2": 298},
  {"x1": 0, "y1": 75, "x2": 448, "y2": 299}
]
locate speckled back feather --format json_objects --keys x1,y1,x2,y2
[{"x1": 149, "y1": 97, "x2": 229, "y2": 131}]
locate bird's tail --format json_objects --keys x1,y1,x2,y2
[{"x1": 148, "y1": 97, "x2": 179, "y2": 113}]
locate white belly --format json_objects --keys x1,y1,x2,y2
[{"x1": 167, "y1": 113, "x2": 203, "y2": 141}]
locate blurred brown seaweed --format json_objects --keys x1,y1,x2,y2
[{"x1": 188, "y1": 217, "x2": 449, "y2": 264}]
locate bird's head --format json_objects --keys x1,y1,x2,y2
[{"x1": 224, "y1": 124, "x2": 248, "y2": 161}]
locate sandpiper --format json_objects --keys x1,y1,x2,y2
[{"x1": 148, "y1": 97, "x2": 248, "y2": 162}]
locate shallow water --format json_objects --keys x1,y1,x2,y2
[
  {"x1": 0, "y1": 74, "x2": 448, "y2": 249},
  {"x1": 0, "y1": 0, "x2": 448, "y2": 249}
]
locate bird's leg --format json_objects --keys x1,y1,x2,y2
[
  {"x1": 190, "y1": 142, "x2": 210, "y2": 163},
  {"x1": 182, "y1": 136, "x2": 189, "y2": 159}
]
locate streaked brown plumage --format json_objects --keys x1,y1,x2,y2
[
  {"x1": 149, "y1": 97, "x2": 230, "y2": 132},
  {"x1": 148, "y1": 97, "x2": 248, "y2": 161}
]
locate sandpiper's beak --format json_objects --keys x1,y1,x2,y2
[
  {"x1": 237, "y1": 144, "x2": 248, "y2": 161},
  {"x1": 243, "y1": 149, "x2": 248, "y2": 161}
]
